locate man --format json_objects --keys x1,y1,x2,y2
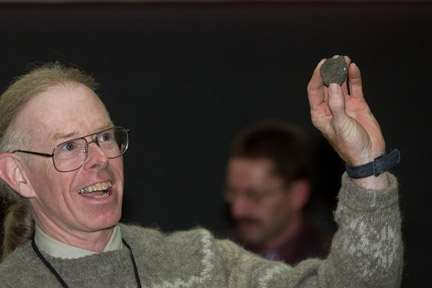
[
  {"x1": 224, "y1": 121, "x2": 330, "y2": 264},
  {"x1": 0, "y1": 56, "x2": 403, "y2": 287}
]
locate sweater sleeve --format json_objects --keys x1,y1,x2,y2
[
  {"x1": 218, "y1": 172, "x2": 403, "y2": 288},
  {"x1": 319, "y1": 172, "x2": 403, "y2": 287}
]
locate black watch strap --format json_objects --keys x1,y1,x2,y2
[{"x1": 345, "y1": 149, "x2": 401, "y2": 179}]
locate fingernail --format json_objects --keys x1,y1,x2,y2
[{"x1": 329, "y1": 83, "x2": 339, "y2": 95}]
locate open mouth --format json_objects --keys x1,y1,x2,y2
[{"x1": 78, "y1": 182, "x2": 112, "y2": 199}]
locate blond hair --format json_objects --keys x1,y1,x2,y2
[{"x1": 0, "y1": 62, "x2": 98, "y2": 258}]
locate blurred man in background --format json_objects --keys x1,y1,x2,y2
[{"x1": 224, "y1": 121, "x2": 330, "y2": 264}]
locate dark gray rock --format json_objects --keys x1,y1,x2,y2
[{"x1": 320, "y1": 56, "x2": 347, "y2": 85}]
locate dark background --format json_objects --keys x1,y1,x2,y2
[{"x1": 0, "y1": 1, "x2": 431, "y2": 286}]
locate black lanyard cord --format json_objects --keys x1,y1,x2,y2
[
  {"x1": 31, "y1": 238, "x2": 142, "y2": 288},
  {"x1": 31, "y1": 240, "x2": 68, "y2": 288}
]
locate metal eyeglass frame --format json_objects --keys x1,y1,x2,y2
[{"x1": 11, "y1": 126, "x2": 130, "y2": 172}]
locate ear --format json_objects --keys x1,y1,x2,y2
[
  {"x1": 285, "y1": 179, "x2": 311, "y2": 211},
  {"x1": 0, "y1": 153, "x2": 36, "y2": 198}
]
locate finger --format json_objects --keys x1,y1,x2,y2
[
  {"x1": 330, "y1": 54, "x2": 351, "y2": 64},
  {"x1": 343, "y1": 55, "x2": 352, "y2": 66},
  {"x1": 328, "y1": 83, "x2": 346, "y2": 121},
  {"x1": 307, "y1": 58, "x2": 326, "y2": 109},
  {"x1": 340, "y1": 56, "x2": 351, "y2": 97},
  {"x1": 348, "y1": 63, "x2": 364, "y2": 100}
]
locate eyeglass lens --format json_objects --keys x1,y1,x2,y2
[{"x1": 53, "y1": 127, "x2": 128, "y2": 172}]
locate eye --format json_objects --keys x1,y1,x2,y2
[
  {"x1": 61, "y1": 140, "x2": 78, "y2": 152},
  {"x1": 245, "y1": 191, "x2": 262, "y2": 202},
  {"x1": 98, "y1": 131, "x2": 113, "y2": 142}
]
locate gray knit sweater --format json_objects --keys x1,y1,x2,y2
[{"x1": 0, "y1": 173, "x2": 403, "y2": 287}]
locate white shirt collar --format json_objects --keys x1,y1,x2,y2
[{"x1": 34, "y1": 224, "x2": 123, "y2": 259}]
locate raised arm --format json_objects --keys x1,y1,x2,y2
[
  {"x1": 306, "y1": 55, "x2": 403, "y2": 287},
  {"x1": 307, "y1": 55, "x2": 391, "y2": 189},
  {"x1": 214, "y1": 56, "x2": 402, "y2": 288}
]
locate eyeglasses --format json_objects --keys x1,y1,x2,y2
[
  {"x1": 12, "y1": 126, "x2": 130, "y2": 172},
  {"x1": 223, "y1": 187, "x2": 284, "y2": 204}
]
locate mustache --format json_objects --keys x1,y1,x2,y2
[{"x1": 234, "y1": 217, "x2": 261, "y2": 226}]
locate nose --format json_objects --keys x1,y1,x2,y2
[
  {"x1": 83, "y1": 140, "x2": 109, "y2": 171},
  {"x1": 230, "y1": 193, "x2": 251, "y2": 219}
]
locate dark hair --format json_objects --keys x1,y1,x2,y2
[{"x1": 229, "y1": 121, "x2": 312, "y2": 186}]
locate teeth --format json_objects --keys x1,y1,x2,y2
[
  {"x1": 79, "y1": 182, "x2": 112, "y2": 195},
  {"x1": 94, "y1": 191, "x2": 110, "y2": 199}
]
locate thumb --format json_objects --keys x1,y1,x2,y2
[{"x1": 328, "y1": 83, "x2": 346, "y2": 121}]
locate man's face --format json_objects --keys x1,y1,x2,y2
[
  {"x1": 226, "y1": 157, "x2": 295, "y2": 246},
  {"x1": 15, "y1": 83, "x2": 124, "y2": 242}
]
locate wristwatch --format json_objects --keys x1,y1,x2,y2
[{"x1": 345, "y1": 149, "x2": 400, "y2": 179}]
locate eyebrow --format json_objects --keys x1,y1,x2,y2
[
  {"x1": 51, "y1": 123, "x2": 114, "y2": 143},
  {"x1": 52, "y1": 131, "x2": 77, "y2": 142}
]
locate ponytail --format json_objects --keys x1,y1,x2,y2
[{"x1": 1, "y1": 198, "x2": 35, "y2": 258}]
